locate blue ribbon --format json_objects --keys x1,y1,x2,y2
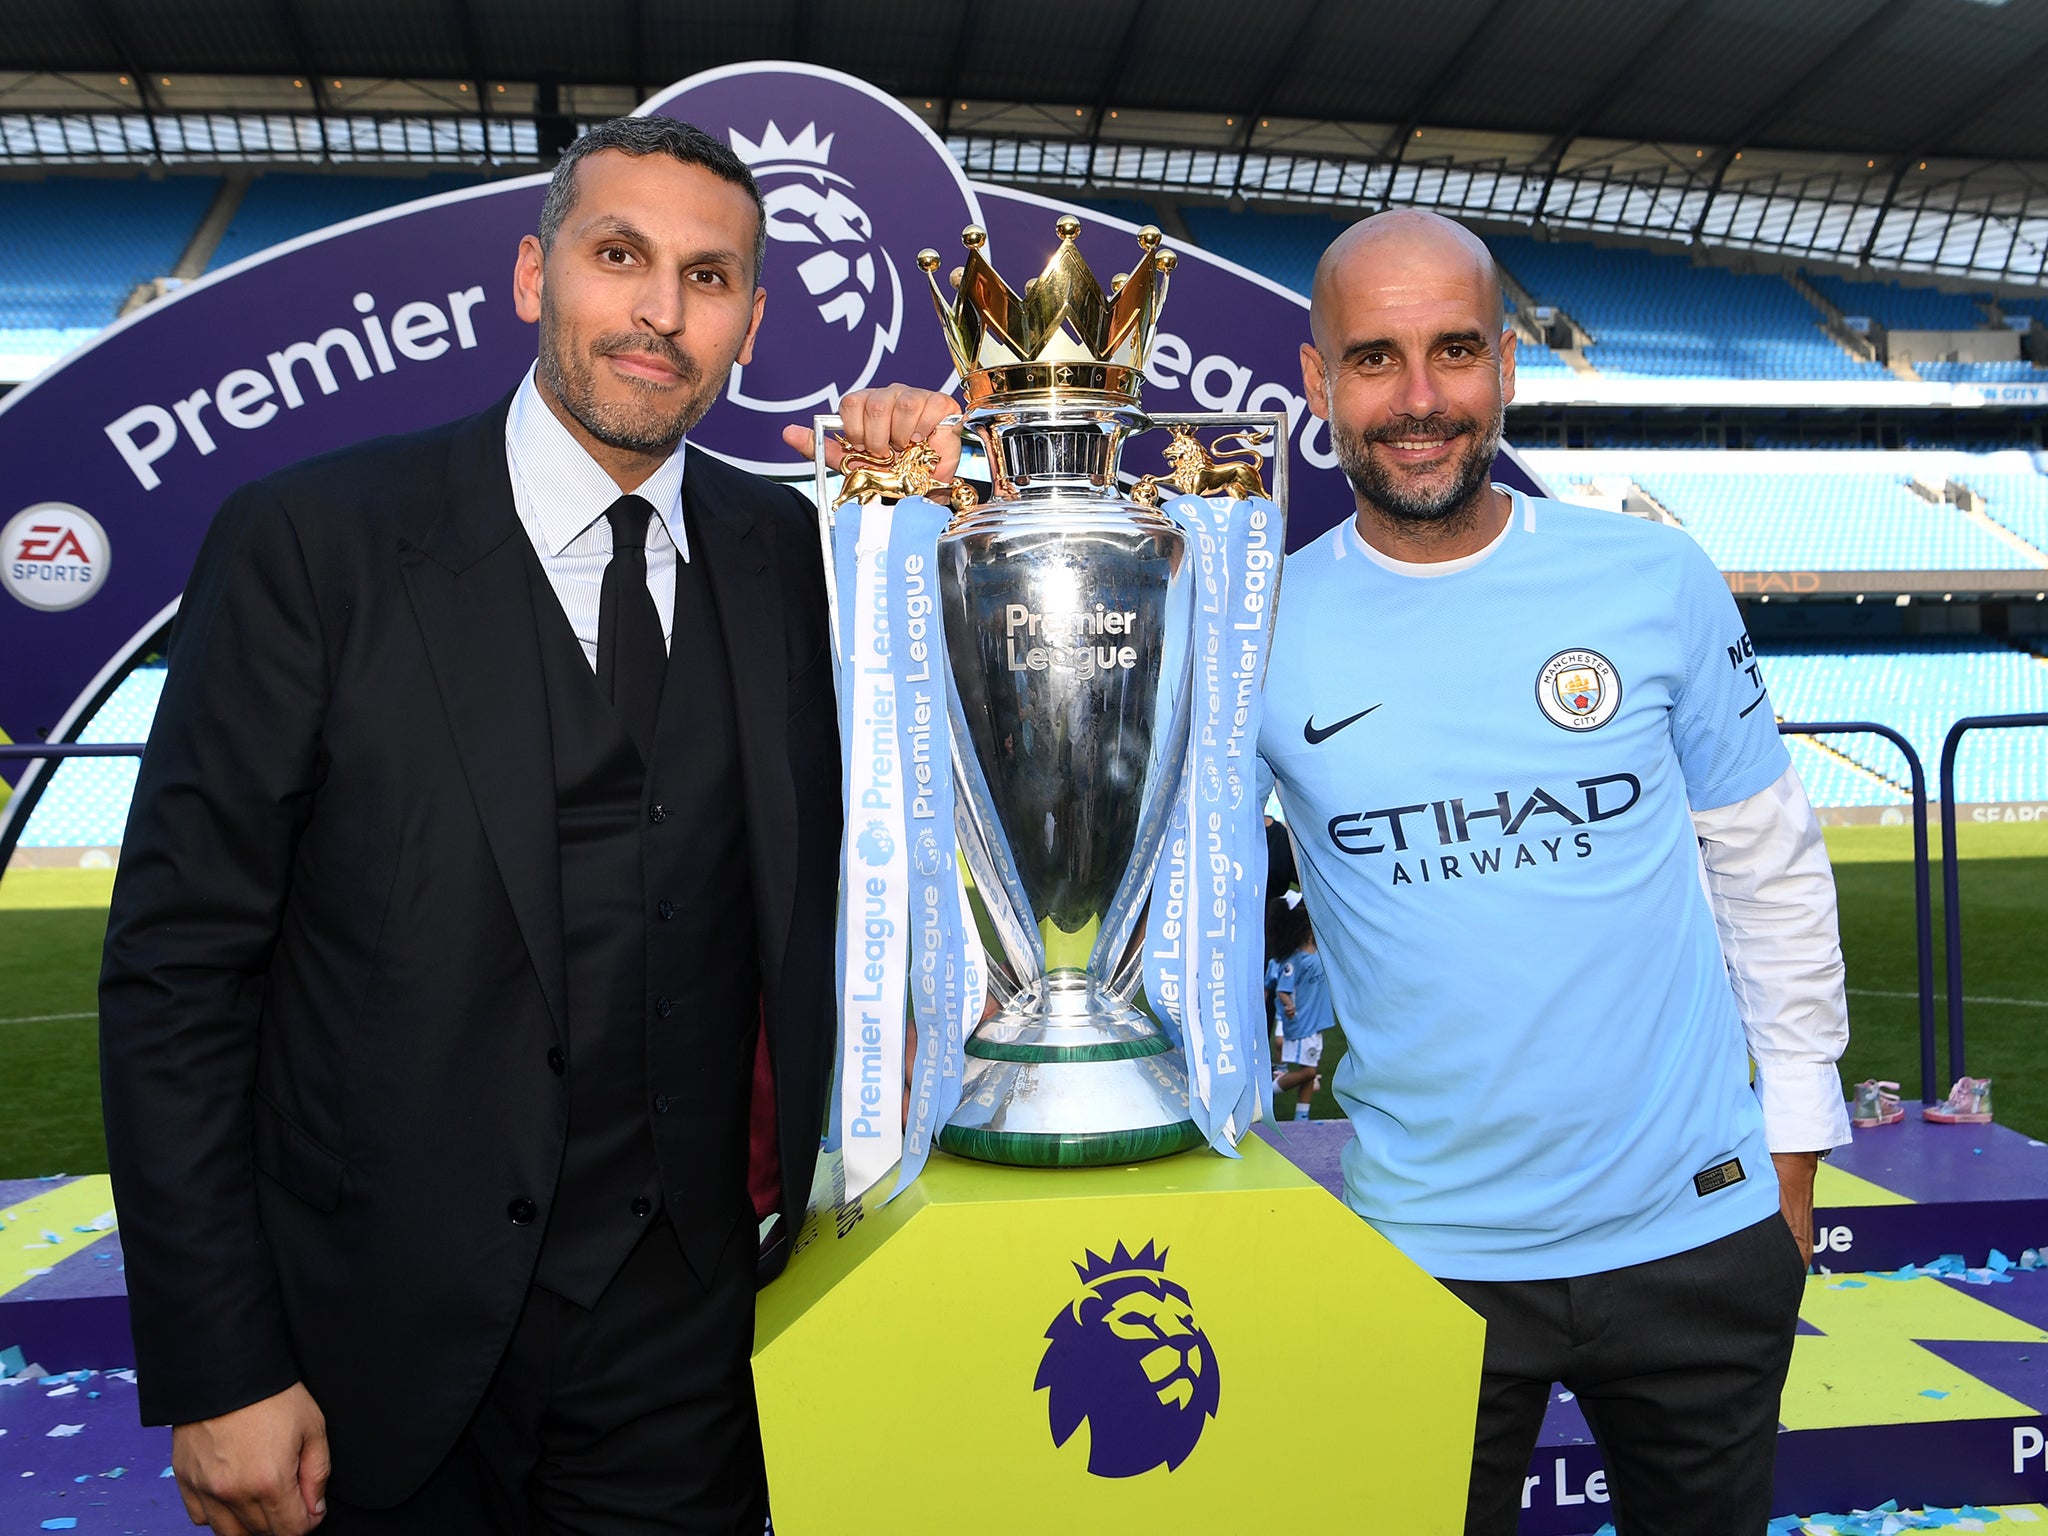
[
  {"x1": 1142, "y1": 492, "x2": 1280, "y2": 1151},
  {"x1": 884, "y1": 495, "x2": 974, "y2": 1198}
]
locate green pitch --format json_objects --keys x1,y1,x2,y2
[{"x1": 1, "y1": 825, "x2": 2045, "y2": 1178}]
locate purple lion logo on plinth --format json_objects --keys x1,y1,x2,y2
[{"x1": 1034, "y1": 1240, "x2": 1220, "y2": 1478}]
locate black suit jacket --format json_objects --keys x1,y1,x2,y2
[{"x1": 98, "y1": 392, "x2": 841, "y2": 1503}]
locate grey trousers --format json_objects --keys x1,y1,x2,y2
[{"x1": 1441, "y1": 1212, "x2": 1808, "y2": 1536}]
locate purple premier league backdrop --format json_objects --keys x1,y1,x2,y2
[{"x1": 0, "y1": 59, "x2": 1542, "y2": 831}]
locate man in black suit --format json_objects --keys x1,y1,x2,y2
[{"x1": 100, "y1": 116, "x2": 842, "y2": 1535}]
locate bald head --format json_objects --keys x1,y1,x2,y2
[{"x1": 1308, "y1": 209, "x2": 1505, "y2": 356}]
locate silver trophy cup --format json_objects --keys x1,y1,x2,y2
[{"x1": 819, "y1": 217, "x2": 1286, "y2": 1168}]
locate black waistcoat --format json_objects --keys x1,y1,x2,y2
[{"x1": 527, "y1": 506, "x2": 761, "y2": 1306}]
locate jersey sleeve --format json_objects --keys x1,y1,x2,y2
[
  {"x1": 1274, "y1": 959, "x2": 1297, "y2": 997},
  {"x1": 1667, "y1": 537, "x2": 1790, "y2": 812}
]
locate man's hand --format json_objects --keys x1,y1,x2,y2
[
  {"x1": 172, "y1": 1381, "x2": 330, "y2": 1535},
  {"x1": 781, "y1": 385, "x2": 964, "y2": 480},
  {"x1": 1772, "y1": 1150, "x2": 1821, "y2": 1269}
]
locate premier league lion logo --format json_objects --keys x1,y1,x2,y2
[
  {"x1": 726, "y1": 120, "x2": 902, "y2": 415},
  {"x1": 1034, "y1": 1240, "x2": 1220, "y2": 1478}
]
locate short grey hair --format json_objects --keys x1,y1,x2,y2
[{"x1": 537, "y1": 115, "x2": 766, "y2": 284}]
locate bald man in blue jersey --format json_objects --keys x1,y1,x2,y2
[{"x1": 1260, "y1": 210, "x2": 1850, "y2": 1535}]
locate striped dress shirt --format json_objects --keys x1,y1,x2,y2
[{"x1": 504, "y1": 364, "x2": 690, "y2": 669}]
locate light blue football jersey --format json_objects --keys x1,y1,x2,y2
[
  {"x1": 1258, "y1": 491, "x2": 1790, "y2": 1281},
  {"x1": 1275, "y1": 947, "x2": 1335, "y2": 1043}
]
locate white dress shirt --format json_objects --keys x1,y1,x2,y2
[
  {"x1": 504, "y1": 364, "x2": 689, "y2": 669},
  {"x1": 1692, "y1": 766, "x2": 1855, "y2": 1155}
]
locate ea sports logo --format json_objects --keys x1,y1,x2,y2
[
  {"x1": 4, "y1": 502, "x2": 111, "y2": 612},
  {"x1": 1536, "y1": 648, "x2": 1621, "y2": 732}
]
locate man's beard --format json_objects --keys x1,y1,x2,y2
[
  {"x1": 538, "y1": 294, "x2": 723, "y2": 455},
  {"x1": 1331, "y1": 404, "x2": 1502, "y2": 526}
]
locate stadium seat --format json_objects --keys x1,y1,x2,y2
[
  {"x1": 1763, "y1": 638, "x2": 2048, "y2": 806},
  {"x1": 1489, "y1": 236, "x2": 1889, "y2": 382},
  {"x1": 0, "y1": 175, "x2": 222, "y2": 373},
  {"x1": 207, "y1": 172, "x2": 492, "y2": 272}
]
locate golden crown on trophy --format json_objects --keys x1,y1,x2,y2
[{"x1": 916, "y1": 216, "x2": 1177, "y2": 406}]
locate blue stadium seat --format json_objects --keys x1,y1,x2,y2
[
  {"x1": 1764, "y1": 639, "x2": 2048, "y2": 806},
  {"x1": 208, "y1": 172, "x2": 492, "y2": 271},
  {"x1": 1489, "y1": 236, "x2": 1889, "y2": 381},
  {"x1": 13, "y1": 662, "x2": 165, "y2": 849},
  {"x1": 0, "y1": 175, "x2": 221, "y2": 371},
  {"x1": 1623, "y1": 467, "x2": 2038, "y2": 571},
  {"x1": 1913, "y1": 360, "x2": 2048, "y2": 383},
  {"x1": 1805, "y1": 272, "x2": 1991, "y2": 332},
  {"x1": 1177, "y1": 207, "x2": 1576, "y2": 375}
]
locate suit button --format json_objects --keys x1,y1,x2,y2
[
  {"x1": 649, "y1": 803, "x2": 668, "y2": 824},
  {"x1": 507, "y1": 1198, "x2": 536, "y2": 1226},
  {"x1": 654, "y1": 1094, "x2": 671, "y2": 1114},
  {"x1": 657, "y1": 900, "x2": 674, "y2": 921},
  {"x1": 546, "y1": 1048, "x2": 565, "y2": 1076},
  {"x1": 654, "y1": 996, "x2": 673, "y2": 1018},
  {"x1": 632, "y1": 1196, "x2": 653, "y2": 1218}
]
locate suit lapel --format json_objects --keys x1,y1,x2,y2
[
  {"x1": 399, "y1": 395, "x2": 569, "y2": 1042},
  {"x1": 684, "y1": 452, "x2": 797, "y2": 983}
]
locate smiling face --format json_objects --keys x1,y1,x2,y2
[
  {"x1": 513, "y1": 148, "x2": 766, "y2": 477},
  {"x1": 1301, "y1": 211, "x2": 1516, "y2": 531}
]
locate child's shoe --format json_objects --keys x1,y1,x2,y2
[
  {"x1": 1852, "y1": 1079, "x2": 1905, "y2": 1128},
  {"x1": 1923, "y1": 1076, "x2": 1994, "y2": 1125}
]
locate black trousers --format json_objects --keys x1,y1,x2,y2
[
  {"x1": 1441, "y1": 1213, "x2": 1807, "y2": 1536},
  {"x1": 323, "y1": 1213, "x2": 766, "y2": 1536}
]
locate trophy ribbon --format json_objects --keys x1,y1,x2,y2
[
  {"x1": 830, "y1": 500, "x2": 910, "y2": 1201},
  {"x1": 883, "y1": 494, "x2": 984, "y2": 1200},
  {"x1": 1143, "y1": 489, "x2": 1282, "y2": 1152},
  {"x1": 829, "y1": 492, "x2": 987, "y2": 1203}
]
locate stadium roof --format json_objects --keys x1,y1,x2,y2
[{"x1": 8, "y1": 0, "x2": 2048, "y2": 283}]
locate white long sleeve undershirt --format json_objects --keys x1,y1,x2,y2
[{"x1": 1691, "y1": 765, "x2": 1853, "y2": 1155}]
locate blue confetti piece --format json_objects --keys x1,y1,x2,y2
[
  {"x1": 1988, "y1": 1248, "x2": 2014, "y2": 1272},
  {"x1": 42, "y1": 1521, "x2": 78, "y2": 1531},
  {"x1": 159, "y1": 1466, "x2": 174, "y2": 1478},
  {"x1": 1829, "y1": 1279, "x2": 1869, "y2": 1289},
  {"x1": 104, "y1": 1467, "x2": 124, "y2": 1479},
  {"x1": 72, "y1": 1474, "x2": 88, "y2": 1483},
  {"x1": 1920, "y1": 1387, "x2": 1950, "y2": 1398}
]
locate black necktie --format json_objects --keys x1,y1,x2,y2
[{"x1": 596, "y1": 494, "x2": 665, "y2": 763}]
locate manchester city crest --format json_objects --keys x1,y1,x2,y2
[
  {"x1": 1034, "y1": 1241, "x2": 1220, "y2": 1478},
  {"x1": 1536, "y1": 648, "x2": 1622, "y2": 732}
]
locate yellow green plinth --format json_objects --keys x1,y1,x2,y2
[{"x1": 752, "y1": 1137, "x2": 1484, "y2": 1534}]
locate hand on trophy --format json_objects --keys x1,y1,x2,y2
[{"x1": 781, "y1": 384, "x2": 964, "y2": 480}]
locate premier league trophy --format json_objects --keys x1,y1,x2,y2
[{"x1": 820, "y1": 216, "x2": 1289, "y2": 1176}]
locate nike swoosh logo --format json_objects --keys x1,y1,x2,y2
[{"x1": 1303, "y1": 704, "x2": 1382, "y2": 745}]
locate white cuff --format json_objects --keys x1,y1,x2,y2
[{"x1": 1754, "y1": 1055, "x2": 1852, "y2": 1153}]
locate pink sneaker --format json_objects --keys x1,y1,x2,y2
[
  {"x1": 1852, "y1": 1080, "x2": 1904, "y2": 1128},
  {"x1": 1923, "y1": 1076, "x2": 1994, "y2": 1125}
]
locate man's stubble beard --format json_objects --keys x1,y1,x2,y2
[
  {"x1": 537, "y1": 287, "x2": 728, "y2": 456},
  {"x1": 1329, "y1": 392, "x2": 1504, "y2": 533}
]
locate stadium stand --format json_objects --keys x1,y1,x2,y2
[
  {"x1": 1915, "y1": 360, "x2": 2048, "y2": 382},
  {"x1": 1524, "y1": 449, "x2": 2048, "y2": 571},
  {"x1": 1764, "y1": 639, "x2": 2048, "y2": 807},
  {"x1": 1487, "y1": 235, "x2": 1886, "y2": 382},
  {"x1": 1805, "y1": 272, "x2": 1991, "y2": 333},
  {"x1": 13, "y1": 661, "x2": 164, "y2": 850},
  {"x1": 0, "y1": 174, "x2": 222, "y2": 373},
  {"x1": 207, "y1": 171, "x2": 491, "y2": 271},
  {"x1": 1175, "y1": 206, "x2": 1576, "y2": 375},
  {"x1": 1629, "y1": 468, "x2": 2034, "y2": 571}
]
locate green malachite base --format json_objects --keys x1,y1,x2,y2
[
  {"x1": 936, "y1": 1118, "x2": 1208, "y2": 1168},
  {"x1": 965, "y1": 1033, "x2": 1172, "y2": 1064}
]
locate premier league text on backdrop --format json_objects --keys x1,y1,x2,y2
[{"x1": 101, "y1": 286, "x2": 490, "y2": 491}]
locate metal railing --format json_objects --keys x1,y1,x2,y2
[
  {"x1": 0, "y1": 744, "x2": 149, "y2": 761},
  {"x1": 1937, "y1": 712, "x2": 2048, "y2": 1082},
  {"x1": 1778, "y1": 721, "x2": 1938, "y2": 1103}
]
